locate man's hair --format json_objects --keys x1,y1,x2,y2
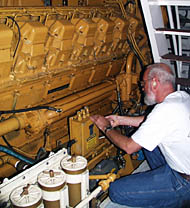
[{"x1": 147, "y1": 63, "x2": 176, "y2": 88}]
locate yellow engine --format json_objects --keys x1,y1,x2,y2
[{"x1": 0, "y1": 1, "x2": 151, "y2": 203}]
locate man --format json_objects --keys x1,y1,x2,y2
[{"x1": 90, "y1": 63, "x2": 190, "y2": 208}]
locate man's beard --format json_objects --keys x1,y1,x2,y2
[{"x1": 144, "y1": 90, "x2": 156, "y2": 105}]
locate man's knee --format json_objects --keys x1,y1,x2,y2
[
  {"x1": 109, "y1": 180, "x2": 130, "y2": 205},
  {"x1": 109, "y1": 181, "x2": 121, "y2": 203}
]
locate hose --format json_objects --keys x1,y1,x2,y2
[
  {"x1": 126, "y1": 38, "x2": 145, "y2": 72},
  {"x1": 7, "y1": 16, "x2": 21, "y2": 58},
  {"x1": 2, "y1": 135, "x2": 12, "y2": 149},
  {"x1": 0, "y1": 145, "x2": 35, "y2": 165},
  {"x1": 0, "y1": 105, "x2": 62, "y2": 115}
]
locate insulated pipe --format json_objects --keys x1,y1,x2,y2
[
  {"x1": 75, "y1": 186, "x2": 102, "y2": 208},
  {"x1": 75, "y1": 173, "x2": 117, "y2": 208},
  {"x1": 0, "y1": 145, "x2": 35, "y2": 165}
]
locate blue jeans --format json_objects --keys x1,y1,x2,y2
[{"x1": 109, "y1": 147, "x2": 190, "y2": 208}]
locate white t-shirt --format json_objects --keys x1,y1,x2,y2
[{"x1": 132, "y1": 91, "x2": 190, "y2": 174}]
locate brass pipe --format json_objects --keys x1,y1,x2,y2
[
  {"x1": 89, "y1": 173, "x2": 114, "y2": 180},
  {"x1": 99, "y1": 173, "x2": 118, "y2": 191},
  {"x1": 76, "y1": 173, "x2": 119, "y2": 208},
  {"x1": 89, "y1": 175, "x2": 108, "y2": 180}
]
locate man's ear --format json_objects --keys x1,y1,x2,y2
[
  {"x1": 151, "y1": 78, "x2": 157, "y2": 90},
  {"x1": 152, "y1": 81, "x2": 157, "y2": 87}
]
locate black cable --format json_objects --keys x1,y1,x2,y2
[
  {"x1": 43, "y1": 128, "x2": 49, "y2": 148},
  {"x1": 7, "y1": 16, "x2": 21, "y2": 58},
  {"x1": 44, "y1": 0, "x2": 51, "y2": 6},
  {"x1": 0, "y1": 106, "x2": 62, "y2": 115},
  {"x1": 126, "y1": 38, "x2": 145, "y2": 71},
  {"x1": 2, "y1": 135, "x2": 12, "y2": 149},
  {"x1": 115, "y1": 88, "x2": 131, "y2": 136},
  {"x1": 67, "y1": 139, "x2": 76, "y2": 155},
  {"x1": 124, "y1": 0, "x2": 135, "y2": 9}
]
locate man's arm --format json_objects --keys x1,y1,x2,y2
[
  {"x1": 90, "y1": 115, "x2": 142, "y2": 154},
  {"x1": 106, "y1": 115, "x2": 145, "y2": 127},
  {"x1": 106, "y1": 129, "x2": 142, "y2": 154}
]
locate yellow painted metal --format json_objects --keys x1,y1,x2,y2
[
  {"x1": 0, "y1": 1, "x2": 151, "y2": 179},
  {"x1": 87, "y1": 143, "x2": 115, "y2": 169},
  {"x1": 0, "y1": 115, "x2": 27, "y2": 137},
  {"x1": 69, "y1": 107, "x2": 99, "y2": 156},
  {"x1": 0, "y1": 24, "x2": 13, "y2": 50},
  {"x1": 118, "y1": 154, "x2": 136, "y2": 176},
  {"x1": 0, "y1": 155, "x2": 19, "y2": 167},
  {"x1": 0, "y1": 24, "x2": 13, "y2": 84},
  {"x1": 46, "y1": 20, "x2": 75, "y2": 67},
  {"x1": 0, "y1": 82, "x2": 115, "y2": 137},
  {"x1": 0, "y1": 0, "x2": 44, "y2": 6},
  {"x1": 52, "y1": 0, "x2": 63, "y2": 6}
]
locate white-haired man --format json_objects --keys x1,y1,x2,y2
[{"x1": 90, "y1": 63, "x2": 190, "y2": 208}]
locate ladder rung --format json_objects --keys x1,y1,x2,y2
[
  {"x1": 162, "y1": 54, "x2": 190, "y2": 63},
  {"x1": 176, "y1": 78, "x2": 190, "y2": 86},
  {"x1": 155, "y1": 28, "x2": 190, "y2": 36},
  {"x1": 148, "y1": 0, "x2": 190, "y2": 6},
  {"x1": 178, "y1": 6, "x2": 190, "y2": 11},
  {"x1": 149, "y1": 0, "x2": 190, "y2": 6}
]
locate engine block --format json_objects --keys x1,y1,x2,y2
[{"x1": 0, "y1": 0, "x2": 151, "y2": 182}]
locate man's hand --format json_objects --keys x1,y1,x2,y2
[
  {"x1": 90, "y1": 115, "x2": 110, "y2": 133},
  {"x1": 105, "y1": 115, "x2": 120, "y2": 127}
]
